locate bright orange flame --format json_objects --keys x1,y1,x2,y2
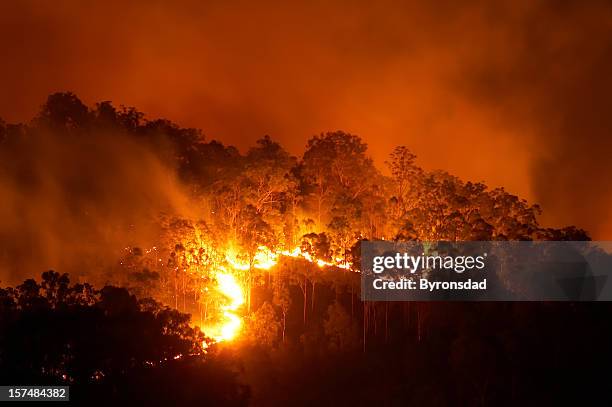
[
  {"x1": 225, "y1": 245, "x2": 280, "y2": 270},
  {"x1": 281, "y1": 246, "x2": 352, "y2": 270},
  {"x1": 252, "y1": 246, "x2": 278, "y2": 270},
  {"x1": 181, "y1": 242, "x2": 355, "y2": 346},
  {"x1": 225, "y1": 248, "x2": 251, "y2": 270},
  {"x1": 225, "y1": 244, "x2": 353, "y2": 273},
  {"x1": 209, "y1": 271, "x2": 245, "y2": 342}
]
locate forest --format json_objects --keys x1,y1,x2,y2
[{"x1": 0, "y1": 92, "x2": 609, "y2": 405}]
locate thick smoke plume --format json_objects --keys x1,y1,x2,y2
[{"x1": 0, "y1": 125, "x2": 191, "y2": 285}]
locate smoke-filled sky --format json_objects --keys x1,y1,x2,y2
[{"x1": 1, "y1": 0, "x2": 611, "y2": 238}]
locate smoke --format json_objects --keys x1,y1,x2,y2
[
  {"x1": 0, "y1": 0, "x2": 611, "y2": 237},
  {"x1": 456, "y1": 1, "x2": 612, "y2": 238},
  {"x1": 0, "y1": 128, "x2": 192, "y2": 285}
]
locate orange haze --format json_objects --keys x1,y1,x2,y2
[{"x1": 1, "y1": 0, "x2": 611, "y2": 238}]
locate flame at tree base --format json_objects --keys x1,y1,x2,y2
[{"x1": 205, "y1": 271, "x2": 245, "y2": 343}]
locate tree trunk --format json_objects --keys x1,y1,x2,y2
[
  {"x1": 301, "y1": 277, "x2": 307, "y2": 325},
  {"x1": 247, "y1": 272, "x2": 252, "y2": 312},
  {"x1": 311, "y1": 281, "x2": 315, "y2": 311},
  {"x1": 174, "y1": 269, "x2": 178, "y2": 309}
]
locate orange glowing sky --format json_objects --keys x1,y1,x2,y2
[{"x1": 1, "y1": 0, "x2": 611, "y2": 237}]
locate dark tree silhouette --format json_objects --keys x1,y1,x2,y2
[{"x1": 0, "y1": 273, "x2": 248, "y2": 405}]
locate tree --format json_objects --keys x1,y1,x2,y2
[
  {"x1": 40, "y1": 270, "x2": 70, "y2": 306},
  {"x1": 36, "y1": 92, "x2": 90, "y2": 130},
  {"x1": 246, "y1": 302, "x2": 280, "y2": 347},
  {"x1": 301, "y1": 131, "x2": 378, "y2": 229},
  {"x1": 0, "y1": 274, "x2": 216, "y2": 393},
  {"x1": 323, "y1": 301, "x2": 357, "y2": 351},
  {"x1": 272, "y1": 279, "x2": 291, "y2": 342},
  {"x1": 386, "y1": 146, "x2": 421, "y2": 218},
  {"x1": 300, "y1": 232, "x2": 332, "y2": 262}
]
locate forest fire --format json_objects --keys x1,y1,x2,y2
[
  {"x1": 201, "y1": 244, "x2": 354, "y2": 343},
  {"x1": 0, "y1": 88, "x2": 605, "y2": 405},
  {"x1": 1, "y1": 0, "x2": 610, "y2": 401}
]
